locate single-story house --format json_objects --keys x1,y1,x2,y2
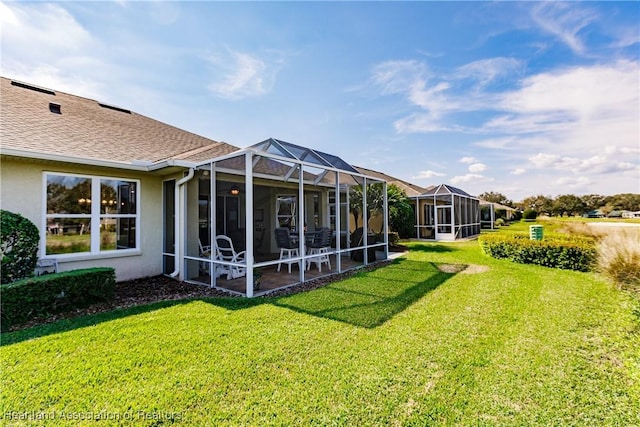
[
  {"x1": 583, "y1": 209, "x2": 606, "y2": 219},
  {"x1": 348, "y1": 168, "x2": 481, "y2": 241},
  {"x1": 411, "y1": 184, "x2": 480, "y2": 241},
  {"x1": 622, "y1": 211, "x2": 640, "y2": 219},
  {"x1": 0, "y1": 77, "x2": 388, "y2": 296},
  {"x1": 607, "y1": 210, "x2": 628, "y2": 218},
  {"x1": 480, "y1": 200, "x2": 517, "y2": 228}
]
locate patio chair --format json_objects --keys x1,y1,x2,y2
[
  {"x1": 274, "y1": 227, "x2": 299, "y2": 273},
  {"x1": 214, "y1": 235, "x2": 246, "y2": 280},
  {"x1": 306, "y1": 227, "x2": 332, "y2": 272},
  {"x1": 199, "y1": 239, "x2": 212, "y2": 275},
  {"x1": 350, "y1": 227, "x2": 377, "y2": 262}
]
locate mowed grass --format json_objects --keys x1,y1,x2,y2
[{"x1": 1, "y1": 239, "x2": 639, "y2": 425}]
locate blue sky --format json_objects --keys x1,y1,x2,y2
[{"x1": 1, "y1": 1, "x2": 638, "y2": 201}]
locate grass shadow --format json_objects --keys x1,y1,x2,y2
[
  {"x1": 1, "y1": 297, "x2": 263, "y2": 346},
  {"x1": 272, "y1": 258, "x2": 455, "y2": 328},
  {"x1": 2, "y1": 257, "x2": 456, "y2": 343},
  {"x1": 407, "y1": 243, "x2": 458, "y2": 253}
]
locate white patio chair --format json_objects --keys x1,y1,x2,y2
[
  {"x1": 214, "y1": 235, "x2": 246, "y2": 280},
  {"x1": 199, "y1": 239, "x2": 212, "y2": 275}
]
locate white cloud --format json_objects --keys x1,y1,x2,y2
[
  {"x1": 0, "y1": 2, "x2": 151, "y2": 107},
  {"x1": 371, "y1": 60, "x2": 428, "y2": 96},
  {"x1": 459, "y1": 157, "x2": 477, "y2": 164},
  {"x1": 394, "y1": 112, "x2": 456, "y2": 133},
  {"x1": 0, "y1": 3, "x2": 107, "y2": 99},
  {"x1": 608, "y1": 25, "x2": 640, "y2": 49},
  {"x1": 412, "y1": 170, "x2": 446, "y2": 179},
  {"x1": 468, "y1": 163, "x2": 487, "y2": 173},
  {"x1": 604, "y1": 145, "x2": 640, "y2": 156},
  {"x1": 529, "y1": 153, "x2": 558, "y2": 168},
  {"x1": 473, "y1": 135, "x2": 551, "y2": 150},
  {"x1": 553, "y1": 176, "x2": 593, "y2": 191},
  {"x1": 485, "y1": 61, "x2": 639, "y2": 171},
  {"x1": 371, "y1": 59, "x2": 475, "y2": 134},
  {"x1": 455, "y1": 57, "x2": 523, "y2": 85},
  {"x1": 450, "y1": 174, "x2": 494, "y2": 185},
  {"x1": 207, "y1": 49, "x2": 281, "y2": 100},
  {"x1": 511, "y1": 168, "x2": 526, "y2": 175},
  {"x1": 530, "y1": 2, "x2": 598, "y2": 55},
  {"x1": 529, "y1": 152, "x2": 638, "y2": 175},
  {"x1": 371, "y1": 50, "x2": 639, "y2": 185},
  {"x1": 499, "y1": 61, "x2": 638, "y2": 120},
  {"x1": 0, "y1": 3, "x2": 94, "y2": 61}
]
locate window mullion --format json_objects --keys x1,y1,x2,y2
[{"x1": 91, "y1": 178, "x2": 101, "y2": 253}]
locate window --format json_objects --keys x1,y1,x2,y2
[
  {"x1": 276, "y1": 195, "x2": 296, "y2": 230},
  {"x1": 328, "y1": 190, "x2": 347, "y2": 231},
  {"x1": 45, "y1": 173, "x2": 139, "y2": 256}
]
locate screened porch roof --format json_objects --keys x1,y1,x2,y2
[
  {"x1": 195, "y1": 137, "x2": 382, "y2": 188},
  {"x1": 419, "y1": 184, "x2": 477, "y2": 198},
  {"x1": 248, "y1": 138, "x2": 360, "y2": 174}
]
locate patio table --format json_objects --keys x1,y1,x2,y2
[{"x1": 290, "y1": 231, "x2": 320, "y2": 248}]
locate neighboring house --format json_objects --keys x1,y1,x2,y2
[
  {"x1": 411, "y1": 184, "x2": 480, "y2": 241},
  {"x1": 349, "y1": 167, "x2": 481, "y2": 242},
  {"x1": 607, "y1": 210, "x2": 629, "y2": 218},
  {"x1": 0, "y1": 77, "x2": 388, "y2": 296},
  {"x1": 583, "y1": 209, "x2": 606, "y2": 219},
  {"x1": 622, "y1": 211, "x2": 640, "y2": 219},
  {"x1": 354, "y1": 166, "x2": 429, "y2": 198},
  {"x1": 480, "y1": 200, "x2": 517, "y2": 228}
]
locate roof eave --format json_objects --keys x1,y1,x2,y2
[{"x1": 1, "y1": 148, "x2": 195, "y2": 173}]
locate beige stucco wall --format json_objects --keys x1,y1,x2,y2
[{"x1": 0, "y1": 156, "x2": 167, "y2": 281}]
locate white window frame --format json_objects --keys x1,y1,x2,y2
[
  {"x1": 275, "y1": 194, "x2": 297, "y2": 230},
  {"x1": 42, "y1": 172, "x2": 141, "y2": 258}
]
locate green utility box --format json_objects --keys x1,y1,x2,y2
[{"x1": 529, "y1": 225, "x2": 544, "y2": 241}]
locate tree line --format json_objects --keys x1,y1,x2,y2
[{"x1": 478, "y1": 191, "x2": 640, "y2": 217}]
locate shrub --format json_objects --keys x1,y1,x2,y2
[
  {"x1": 479, "y1": 233, "x2": 596, "y2": 272},
  {"x1": 390, "y1": 202, "x2": 415, "y2": 239},
  {"x1": 495, "y1": 218, "x2": 505, "y2": 227},
  {"x1": 382, "y1": 232, "x2": 400, "y2": 245},
  {"x1": 597, "y1": 229, "x2": 640, "y2": 288},
  {"x1": 522, "y1": 209, "x2": 538, "y2": 221},
  {"x1": 1, "y1": 210, "x2": 40, "y2": 284},
  {"x1": 0, "y1": 267, "x2": 115, "y2": 331}
]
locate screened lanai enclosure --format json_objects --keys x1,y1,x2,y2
[
  {"x1": 163, "y1": 138, "x2": 388, "y2": 297},
  {"x1": 412, "y1": 184, "x2": 480, "y2": 241}
]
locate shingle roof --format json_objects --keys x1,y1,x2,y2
[
  {"x1": 352, "y1": 165, "x2": 428, "y2": 196},
  {"x1": 0, "y1": 77, "x2": 240, "y2": 167}
]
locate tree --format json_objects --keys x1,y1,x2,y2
[
  {"x1": 386, "y1": 185, "x2": 414, "y2": 237},
  {"x1": 478, "y1": 191, "x2": 513, "y2": 207},
  {"x1": 518, "y1": 194, "x2": 553, "y2": 215},
  {"x1": 516, "y1": 192, "x2": 640, "y2": 217},
  {"x1": 605, "y1": 193, "x2": 640, "y2": 211},
  {"x1": 580, "y1": 194, "x2": 606, "y2": 212},
  {"x1": 552, "y1": 194, "x2": 586, "y2": 216},
  {"x1": 349, "y1": 183, "x2": 414, "y2": 234}
]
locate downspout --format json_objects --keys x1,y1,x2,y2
[{"x1": 169, "y1": 168, "x2": 195, "y2": 278}]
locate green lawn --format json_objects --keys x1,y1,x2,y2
[{"x1": 2, "y1": 238, "x2": 639, "y2": 425}]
